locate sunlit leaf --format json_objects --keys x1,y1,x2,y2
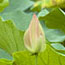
[
  {"x1": 0, "y1": 59, "x2": 12, "y2": 65},
  {"x1": 0, "y1": 0, "x2": 9, "y2": 12},
  {"x1": 0, "y1": 17, "x2": 25, "y2": 55},
  {"x1": 42, "y1": 0, "x2": 65, "y2": 8},
  {"x1": 13, "y1": 44, "x2": 65, "y2": 65}
]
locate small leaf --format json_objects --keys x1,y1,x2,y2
[
  {"x1": 31, "y1": 1, "x2": 42, "y2": 12},
  {"x1": 0, "y1": 0, "x2": 9, "y2": 12},
  {"x1": 51, "y1": 43, "x2": 65, "y2": 50}
]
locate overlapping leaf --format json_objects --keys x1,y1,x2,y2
[
  {"x1": 3, "y1": 0, "x2": 34, "y2": 12},
  {"x1": 0, "y1": 0, "x2": 33, "y2": 31},
  {"x1": 0, "y1": 11, "x2": 32, "y2": 31},
  {"x1": 0, "y1": 48, "x2": 12, "y2": 60},
  {"x1": 38, "y1": 8, "x2": 65, "y2": 33},
  {"x1": 13, "y1": 44, "x2": 65, "y2": 65},
  {"x1": 1, "y1": 44, "x2": 65, "y2": 65},
  {"x1": 51, "y1": 43, "x2": 65, "y2": 50},
  {"x1": 0, "y1": 0, "x2": 65, "y2": 65},
  {"x1": 0, "y1": 17, "x2": 25, "y2": 55},
  {"x1": 40, "y1": 21, "x2": 65, "y2": 42}
]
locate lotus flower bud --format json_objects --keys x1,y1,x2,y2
[{"x1": 24, "y1": 14, "x2": 46, "y2": 53}]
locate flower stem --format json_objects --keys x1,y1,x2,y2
[{"x1": 35, "y1": 54, "x2": 38, "y2": 65}]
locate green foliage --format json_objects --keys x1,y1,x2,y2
[
  {"x1": 0, "y1": 0, "x2": 9, "y2": 12},
  {"x1": 41, "y1": 21, "x2": 65, "y2": 42},
  {"x1": 3, "y1": 0, "x2": 34, "y2": 12},
  {"x1": 0, "y1": 11, "x2": 32, "y2": 31},
  {"x1": 0, "y1": 17, "x2": 24, "y2": 55},
  {"x1": 13, "y1": 44, "x2": 65, "y2": 65},
  {"x1": 0, "y1": 49, "x2": 12, "y2": 60},
  {"x1": 41, "y1": 0, "x2": 65, "y2": 8},
  {"x1": 38, "y1": 8, "x2": 65, "y2": 33},
  {"x1": 51, "y1": 43, "x2": 65, "y2": 50},
  {"x1": 0, "y1": 0, "x2": 33, "y2": 31},
  {"x1": 0, "y1": 59, "x2": 12, "y2": 65},
  {"x1": 0, "y1": 0, "x2": 65, "y2": 65}
]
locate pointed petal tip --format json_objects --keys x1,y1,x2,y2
[
  {"x1": 33, "y1": 14, "x2": 39, "y2": 23},
  {"x1": 33, "y1": 14, "x2": 37, "y2": 18}
]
